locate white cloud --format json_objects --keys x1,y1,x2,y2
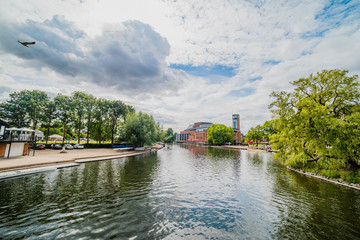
[
  {"x1": 0, "y1": 0, "x2": 359, "y2": 134},
  {"x1": 0, "y1": 16, "x2": 184, "y2": 95}
]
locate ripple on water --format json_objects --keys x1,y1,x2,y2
[{"x1": 1, "y1": 145, "x2": 360, "y2": 239}]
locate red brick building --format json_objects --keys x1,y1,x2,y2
[
  {"x1": 176, "y1": 114, "x2": 242, "y2": 144},
  {"x1": 176, "y1": 122, "x2": 212, "y2": 143},
  {"x1": 232, "y1": 114, "x2": 242, "y2": 143}
]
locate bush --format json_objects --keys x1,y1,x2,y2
[
  {"x1": 324, "y1": 170, "x2": 341, "y2": 179},
  {"x1": 340, "y1": 171, "x2": 360, "y2": 183},
  {"x1": 284, "y1": 157, "x2": 360, "y2": 184}
]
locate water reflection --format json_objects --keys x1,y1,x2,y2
[
  {"x1": 0, "y1": 145, "x2": 360, "y2": 239},
  {"x1": 271, "y1": 167, "x2": 360, "y2": 239},
  {"x1": 0, "y1": 152, "x2": 160, "y2": 239}
]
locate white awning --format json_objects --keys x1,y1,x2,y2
[
  {"x1": 6, "y1": 127, "x2": 35, "y2": 132},
  {"x1": 48, "y1": 134, "x2": 64, "y2": 139},
  {"x1": 5, "y1": 127, "x2": 21, "y2": 131},
  {"x1": 35, "y1": 130, "x2": 44, "y2": 137},
  {"x1": 18, "y1": 127, "x2": 35, "y2": 132}
]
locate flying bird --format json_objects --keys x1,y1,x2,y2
[{"x1": 17, "y1": 40, "x2": 35, "y2": 47}]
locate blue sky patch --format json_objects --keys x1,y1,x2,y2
[
  {"x1": 249, "y1": 76, "x2": 262, "y2": 82},
  {"x1": 264, "y1": 60, "x2": 281, "y2": 66},
  {"x1": 170, "y1": 64, "x2": 237, "y2": 77},
  {"x1": 0, "y1": 86, "x2": 11, "y2": 94},
  {"x1": 229, "y1": 88, "x2": 255, "y2": 97},
  {"x1": 311, "y1": 0, "x2": 360, "y2": 38},
  {"x1": 301, "y1": 29, "x2": 329, "y2": 39}
]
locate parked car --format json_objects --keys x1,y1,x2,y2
[
  {"x1": 36, "y1": 144, "x2": 46, "y2": 150},
  {"x1": 64, "y1": 144, "x2": 73, "y2": 150},
  {"x1": 73, "y1": 144, "x2": 84, "y2": 149},
  {"x1": 52, "y1": 144, "x2": 62, "y2": 150}
]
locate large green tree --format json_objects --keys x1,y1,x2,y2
[
  {"x1": 245, "y1": 125, "x2": 263, "y2": 146},
  {"x1": 92, "y1": 98, "x2": 111, "y2": 144},
  {"x1": 164, "y1": 128, "x2": 176, "y2": 143},
  {"x1": 124, "y1": 112, "x2": 159, "y2": 149},
  {"x1": 245, "y1": 120, "x2": 277, "y2": 145},
  {"x1": 207, "y1": 124, "x2": 235, "y2": 145},
  {"x1": 269, "y1": 69, "x2": 360, "y2": 169},
  {"x1": 84, "y1": 93, "x2": 96, "y2": 144},
  {"x1": 109, "y1": 100, "x2": 127, "y2": 144},
  {"x1": 54, "y1": 94, "x2": 73, "y2": 144},
  {"x1": 72, "y1": 92, "x2": 86, "y2": 143},
  {"x1": 0, "y1": 90, "x2": 48, "y2": 129},
  {"x1": 42, "y1": 100, "x2": 57, "y2": 144}
]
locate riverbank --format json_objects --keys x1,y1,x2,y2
[
  {"x1": 216, "y1": 145, "x2": 248, "y2": 150},
  {"x1": 287, "y1": 166, "x2": 360, "y2": 191},
  {"x1": 0, "y1": 148, "x2": 153, "y2": 173},
  {"x1": 217, "y1": 144, "x2": 276, "y2": 152},
  {"x1": 214, "y1": 144, "x2": 360, "y2": 191}
]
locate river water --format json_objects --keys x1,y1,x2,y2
[{"x1": 0, "y1": 145, "x2": 360, "y2": 239}]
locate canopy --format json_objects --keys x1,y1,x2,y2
[
  {"x1": 6, "y1": 127, "x2": 35, "y2": 132},
  {"x1": 48, "y1": 134, "x2": 64, "y2": 140},
  {"x1": 35, "y1": 130, "x2": 44, "y2": 137},
  {"x1": 5, "y1": 127, "x2": 21, "y2": 131},
  {"x1": 18, "y1": 127, "x2": 35, "y2": 132}
]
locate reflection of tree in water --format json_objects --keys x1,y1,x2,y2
[
  {"x1": 206, "y1": 147, "x2": 239, "y2": 160},
  {"x1": 180, "y1": 144, "x2": 240, "y2": 160},
  {"x1": 0, "y1": 174, "x2": 46, "y2": 216},
  {"x1": 52, "y1": 152, "x2": 159, "y2": 197},
  {"x1": 180, "y1": 144, "x2": 242, "y2": 179},
  {"x1": 246, "y1": 151, "x2": 264, "y2": 167},
  {"x1": 270, "y1": 168, "x2": 360, "y2": 239},
  {"x1": 0, "y1": 152, "x2": 161, "y2": 239}
]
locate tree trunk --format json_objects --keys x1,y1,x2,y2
[
  {"x1": 77, "y1": 127, "x2": 81, "y2": 144},
  {"x1": 307, "y1": 156, "x2": 320, "y2": 162},
  {"x1": 62, "y1": 124, "x2": 66, "y2": 144},
  {"x1": 86, "y1": 125, "x2": 90, "y2": 144},
  {"x1": 346, "y1": 158, "x2": 360, "y2": 171},
  {"x1": 111, "y1": 124, "x2": 115, "y2": 145},
  {"x1": 46, "y1": 124, "x2": 50, "y2": 145},
  {"x1": 77, "y1": 119, "x2": 82, "y2": 144}
]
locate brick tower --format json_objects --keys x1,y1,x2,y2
[{"x1": 232, "y1": 114, "x2": 241, "y2": 143}]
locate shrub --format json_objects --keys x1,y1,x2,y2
[{"x1": 340, "y1": 171, "x2": 360, "y2": 183}]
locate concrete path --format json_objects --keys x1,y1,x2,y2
[
  {"x1": 0, "y1": 148, "x2": 150, "y2": 172},
  {"x1": 0, "y1": 163, "x2": 80, "y2": 181}
]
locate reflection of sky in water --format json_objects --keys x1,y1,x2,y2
[{"x1": 0, "y1": 146, "x2": 360, "y2": 239}]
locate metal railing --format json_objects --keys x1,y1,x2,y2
[{"x1": 1, "y1": 134, "x2": 38, "y2": 142}]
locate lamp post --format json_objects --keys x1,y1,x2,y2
[
  {"x1": 32, "y1": 98, "x2": 39, "y2": 156},
  {"x1": 7, "y1": 131, "x2": 12, "y2": 159}
]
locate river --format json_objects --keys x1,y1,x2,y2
[{"x1": 0, "y1": 144, "x2": 359, "y2": 239}]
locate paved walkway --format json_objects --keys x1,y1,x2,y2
[{"x1": 0, "y1": 148, "x2": 149, "y2": 172}]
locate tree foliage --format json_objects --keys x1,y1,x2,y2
[
  {"x1": 0, "y1": 90, "x2": 48, "y2": 128},
  {"x1": 269, "y1": 69, "x2": 360, "y2": 168},
  {"x1": 207, "y1": 124, "x2": 235, "y2": 145},
  {"x1": 124, "y1": 112, "x2": 161, "y2": 149},
  {"x1": 71, "y1": 91, "x2": 89, "y2": 143},
  {"x1": 0, "y1": 89, "x2": 141, "y2": 144},
  {"x1": 245, "y1": 120, "x2": 277, "y2": 144},
  {"x1": 54, "y1": 94, "x2": 73, "y2": 144},
  {"x1": 43, "y1": 100, "x2": 57, "y2": 144},
  {"x1": 164, "y1": 128, "x2": 177, "y2": 143},
  {"x1": 245, "y1": 125, "x2": 263, "y2": 145},
  {"x1": 109, "y1": 100, "x2": 127, "y2": 144}
]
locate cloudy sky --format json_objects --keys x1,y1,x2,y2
[{"x1": 0, "y1": 0, "x2": 359, "y2": 133}]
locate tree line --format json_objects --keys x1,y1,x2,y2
[
  {"x1": 246, "y1": 69, "x2": 360, "y2": 181},
  {"x1": 0, "y1": 90, "x2": 176, "y2": 148}
]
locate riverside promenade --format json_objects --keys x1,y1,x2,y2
[{"x1": 0, "y1": 148, "x2": 152, "y2": 172}]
